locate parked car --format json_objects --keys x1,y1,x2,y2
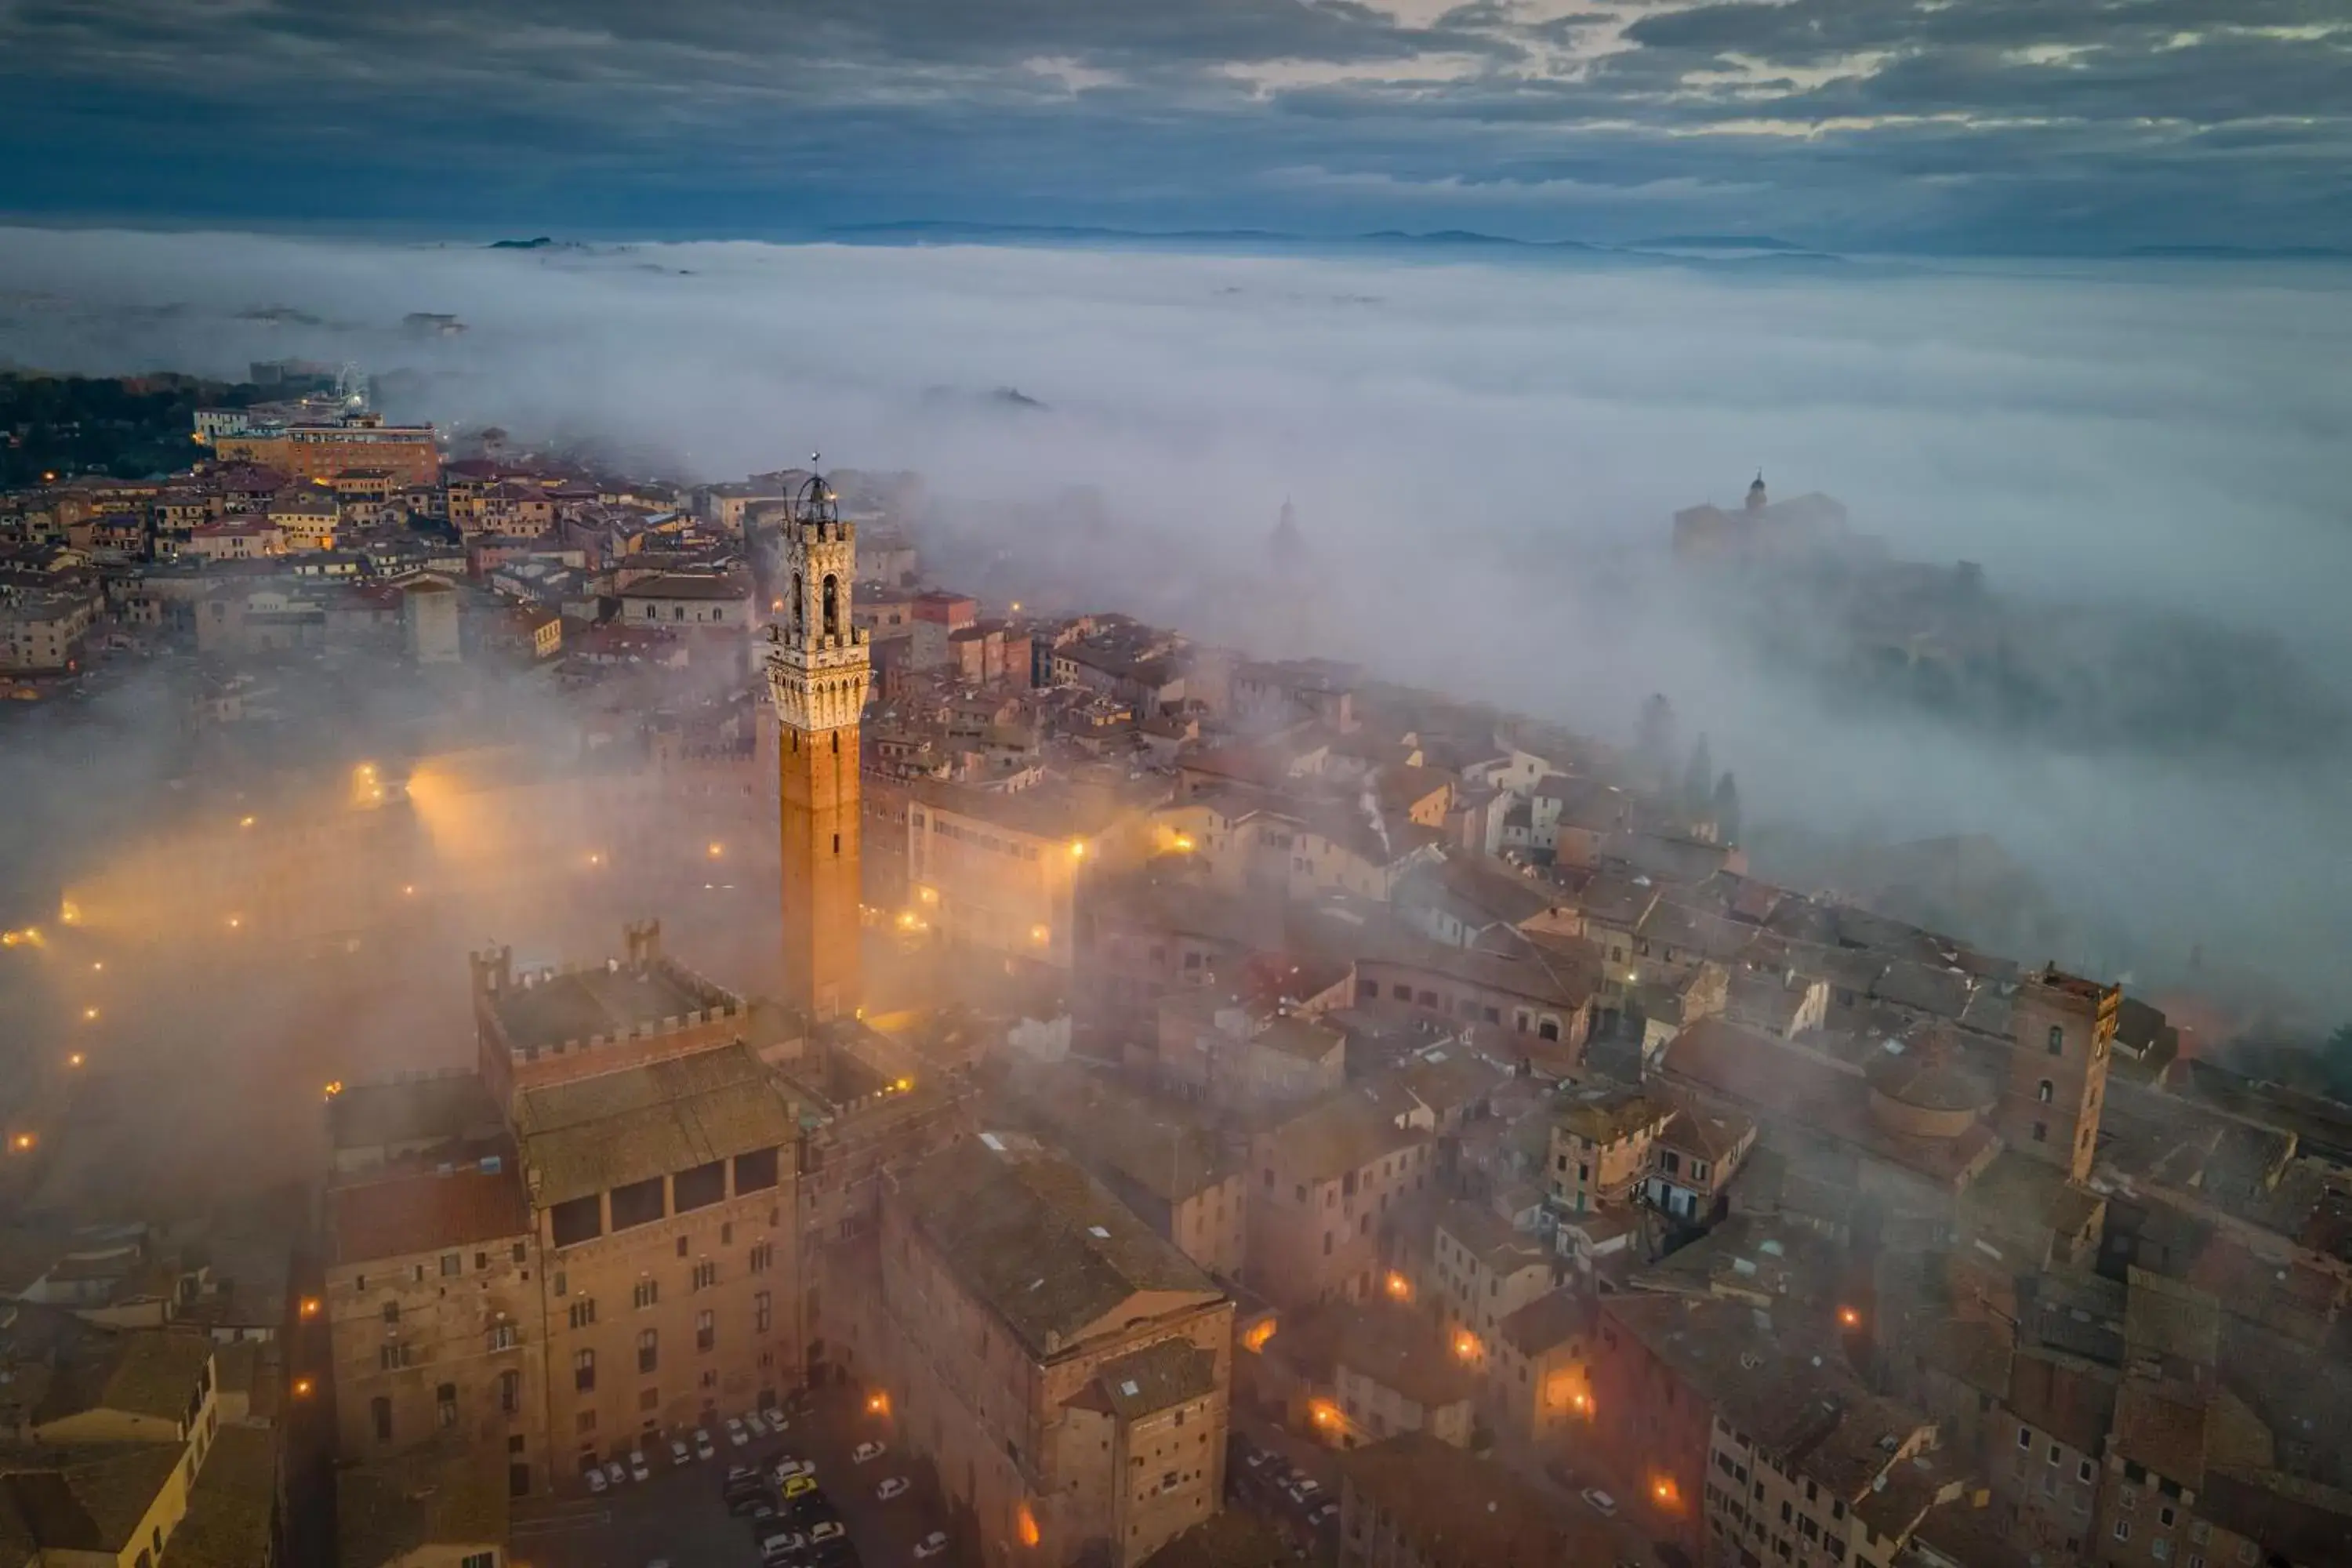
[
  {"x1": 771, "y1": 1456, "x2": 815, "y2": 1483},
  {"x1": 604, "y1": 1459, "x2": 626, "y2": 1488},
  {"x1": 744, "y1": 1410, "x2": 772, "y2": 1436},
  {"x1": 1581, "y1": 1488, "x2": 1617, "y2": 1517},
  {"x1": 757, "y1": 1530, "x2": 806, "y2": 1559},
  {"x1": 726, "y1": 1417, "x2": 750, "y2": 1446},
  {"x1": 629, "y1": 1450, "x2": 652, "y2": 1483},
  {"x1": 669, "y1": 1438, "x2": 691, "y2": 1466},
  {"x1": 808, "y1": 1520, "x2": 848, "y2": 1545},
  {"x1": 695, "y1": 1428, "x2": 717, "y2": 1461},
  {"x1": 1244, "y1": 1450, "x2": 1274, "y2": 1472},
  {"x1": 877, "y1": 1476, "x2": 910, "y2": 1501},
  {"x1": 851, "y1": 1440, "x2": 886, "y2": 1465},
  {"x1": 585, "y1": 1465, "x2": 609, "y2": 1495},
  {"x1": 1310, "y1": 1502, "x2": 1338, "y2": 1526},
  {"x1": 783, "y1": 1474, "x2": 819, "y2": 1501},
  {"x1": 914, "y1": 1531, "x2": 950, "y2": 1559}
]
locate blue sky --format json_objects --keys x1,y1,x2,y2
[{"x1": 2, "y1": 1, "x2": 2347, "y2": 250}]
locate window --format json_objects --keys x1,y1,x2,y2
[
  {"x1": 2160, "y1": 1506, "x2": 2177, "y2": 1528},
  {"x1": 697, "y1": 1311, "x2": 715, "y2": 1352},
  {"x1": 372, "y1": 1396, "x2": 392, "y2": 1443},
  {"x1": 462, "y1": 1553, "x2": 496, "y2": 1568},
  {"x1": 692, "y1": 1260, "x2": 718, "y2": 1290},
  {"x1": 475, "y1": 1250, "x2": 489, "y2": 1271},
  {"x1": 673, "y1": 1160, "x2": 725, "y2": 1213},
  {"x1": 441, "y1": 1252, "x2": 460, "y2": 1277},
  {"x1": 550, "y1": 1196, "x2": 601, "y2": 1248},
  {"x1": 2049, "y1": 1442, "x2": 2062, "y2": 1465},
  {"x1": 500, "y1": 1370, "x2": 521, "y2": 1414},
  {"x1": 733, "y1": 1147, "x2": 780, "y2": 1192},
  {"x1": 755, "y1": 1290, "x2": 773, "y2": 1333},
  {"x1": 2153, "y1": 1541, "x2": 2172, "y2": 1563},
  {"x1": 639, "y1": 1387, "x2": 660, "y2": 1411},
  {"x1": 512, "y1": 1242, "x2": 528, "y2": 1265},
  {"x1": 2115, "y1": 1521, "x2": 2132, "y2": 1542},
  {"x1": 2080, "y1": 1460, "x2": 2095, "y2": 1483},
  {"x1": 676, "y1": 1236, "x2": 689, "y2": 1258},
  {"x1": 2048, "y1": 1024, "x2": 2065, "y2": 1054},
  {"x1": 568, "y1": 1299, "x2": 597, "y2": 1330},
  {"x1": 574, "y1": 1349, "x2": 597, "y2": 1392},
  {"x1": 1539, "y1": 1018, "x2": 1562, "y2": 1042},
  {"x1": 488, "y1": 1323, "x2": 518, "y2": 1351},
  {"x1": 379, "y1": 1344, "x2": 411, "y2": 1371},
  {"x1": 750, "y1": 1242, "x2": 774, "y2": 1274},
  {"x1": 610, "y1": 1176, "x2": 666, "y2": 1230},
  {"x1": 383, "y1": 1300, "x2": 401, "y2": 1325},
  {"x1": 2038, "y1": 1080, "x2": 2055, "y2": 1104},
  {"x1": 437, "y1": 1383, "x2": 459, "y2": 1427},
  {"x1": 2033, "y1": 1122, "x2": 2049, "y2": 1144},
  {"x1": 636, "y1": 1327, "x2": 660, "y2": 1372},
  {"x1": 633, "y1": 1279, "x2": 659, "y2": 1310},
  {"x1": 553, "y1": 1270, "x2": 566, "y2": 1298}
]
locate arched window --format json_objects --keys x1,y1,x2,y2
[
  {"x1": 791, "y1": 572, "x2": 804, "y2": 633},
  {"x1": 1538, "y1": 1017, "x2": 1562, "y2": 1043},
  {"x1": 372, "y1": 1396, "x2": 392, "y2": 1443},
  {"x1": 2037, "y1": 1080, "x2": 2054, "y2": 1104},
  {"x1": 2046, "y1": 1025, "x2": 2064, "y2": 1056},
  {"x1": 822, "y1": 574, "x2": 840, "y2": 637}
]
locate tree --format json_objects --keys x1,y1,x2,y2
[
  {"x1": 1711, "y1": 771, "x2": 1742, "y2": 847},
  {"x1": 1682, "y1": 735, "x2": 1713, "y2": 818}
]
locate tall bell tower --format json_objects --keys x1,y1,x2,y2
[{"x1": 764, "y1": 463, "x2": 869, "y2": 1022}]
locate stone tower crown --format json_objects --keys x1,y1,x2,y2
[{"x1": 766, "y1": 465, "x2": 869, "y2": 735}]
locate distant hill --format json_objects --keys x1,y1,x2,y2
[
  {"x1": 1632, "y1": 234, "x2": 1807, "y2": 252},
  {"x1": 488, "y1": 236, "x2": 560, "y2": 249},
  {"x1": 2127, "y1": 244, "x2": 2352, "y2": 261}
]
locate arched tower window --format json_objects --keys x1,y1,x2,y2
[
  {"x1": 791, "y1": 572, "x2": 804, "y2": 635},
  {"x1": 822, "y1": 574, "x2": 840, "y2": 637},
  {"x1": 2037, "y1": 1080, "x2": 2054, "y2": 1104}
]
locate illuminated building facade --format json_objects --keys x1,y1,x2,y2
[{"x1": 766, "y1": 470, "x2": 869, "y2": 1022}]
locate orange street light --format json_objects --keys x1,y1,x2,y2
[
  {"x1": 867, "y1": 1392, "x2": 891, "y2": 1416},
  {"x1": 1384, "y1": 1271, "x2": 1412, "y2": 1301},
  {"x1": 293, "y1": 1377, "x2": 314, "y2": 1398},
  {"x1": 300, "y1": 1297, "x2": 321, "y2": 1319},
  {"x1": 8, "y1": 1133, "x2": 34, "y2": 1153},
  {"x1": 66, "y1": 1052, "x2": 85, "y2": 1069},
  {"x1": 1838, "y1": 1306, "x2": 1863, "y2": 1330}
]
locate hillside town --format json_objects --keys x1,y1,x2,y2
[{"x1": 2, "y1": 376, "x2": 2350, "y2": 1568}]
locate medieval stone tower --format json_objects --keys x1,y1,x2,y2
[
  {"x1": 764, "y1": 464, "x2": 869, "y2": 1022},
  {"x1": 1998, "y1": 964, "x2": 2118, "y2": 1183}
]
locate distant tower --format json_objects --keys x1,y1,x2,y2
[
  {"x1": 1269, "y1": 498, "x2": 1305, "y2": 576},
  {"x1": 1997, "y1": 965, "x2": 2119, "y2": 1183},
  {"x1": 1745, "y1": 471, "x2": 1768, "y2": 512},
  {"x1": 764, "y1": 459, "x2": 869, "y2": 1022}
]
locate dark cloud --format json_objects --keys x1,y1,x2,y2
[{"x1": 0, "y1": 0, "x2": 2347, "y2": 248}]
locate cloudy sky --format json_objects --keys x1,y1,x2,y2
[{"x1": 2, "y1": 0, "x2": 2347, "y2": 249}]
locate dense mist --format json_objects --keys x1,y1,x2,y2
[{"x1": 4, "y1": 227, "x2": 2350, "y2": 1020}]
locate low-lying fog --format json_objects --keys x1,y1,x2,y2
[{"x1": 5, "y1": 227, "x2": 2348, "y2": 1020}]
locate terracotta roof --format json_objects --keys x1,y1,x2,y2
[
  {"x1": 1258, "y1": 1090, "x2": 1429, "y2": 1182},
  {"x1": 514, "y1": 1043, "x2": 799, "y2": 1207},
  {"x1": 328, "y1": 1160, "x2": 532, "y2": 1265},
  {"x1": 1091, "y1": 1338, "x2": 1220, "y2": 1421},
  {"x1": 897, "y1": 1135, "x2": 1221, "y2": 1360},
  {"x1": 1495, "y1": 1289, "x2": 1592, "y2": 1358}
]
